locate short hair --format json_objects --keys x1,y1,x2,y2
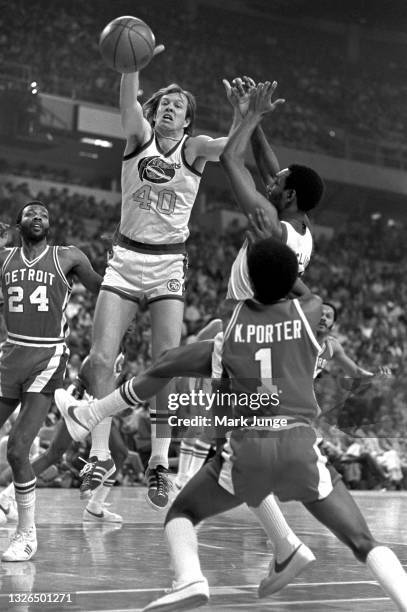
[
  {"x1": 286, "y1": 164, "x2": 325, "y2": 212},
  {"x1": 247, "y1": 238, "x2": 298, "y2": 304},
  {"x1": 16, "y1": 201, "x2": 49, "y2": 225},
  {"x1": 323, "y1": 301, "x2": 339, "y2": 323},
  {"x1": 143, "y1": 84, "x2": 197, "y2": 135}
]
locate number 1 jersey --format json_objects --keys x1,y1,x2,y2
[
  {"x1": 1, "y1": 246, "x2": 72, "y2": 346},
  {"x1": 220, "y1": 298, "x2": 321, "y2": 423}
]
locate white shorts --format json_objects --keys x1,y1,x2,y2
[{"x1": 101, "y1": 245, "x2": 187, "y2": 303}]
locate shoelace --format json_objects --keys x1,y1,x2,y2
[
  {"x1": 79, "y1": 457, "x2": 96, "y2": 480},
  {"x1": 156, "y1": 470, "x2": 172, "y2": 496}
]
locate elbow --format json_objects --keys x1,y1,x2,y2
[{"x1": 219, "y1": 149, "x2": 234, "y2": 169}]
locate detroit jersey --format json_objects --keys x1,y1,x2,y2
[
  {"x1": 227, "y1": 221, "x2": 313, "y2": 301},
  {"x1": 1, "y1": 246, "x2": 72, "y2": 346},
  {"x1": 314, "y1": 336, "x2": 336, "y2": 378},
  {"x1": 120, "y1": 133, "x2": 202, "y2": 244},
  {"x1": 217, "y1": 298, "x2": 321, "y2": 423}
]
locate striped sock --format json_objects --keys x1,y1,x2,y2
[
  {"x1": 14, "y1": 478, "x2": 36, "y2": 531},
  {"x1": 149, "y1": 398, "x2": 171, "y2": 470},
  {"x1": 187, "y1": 441, "x2": 211, "y2": 478},
  {"x1": 78, "y1": 381, "x2": 143, "y2": 428},
  {"x1": 177, "y1": 440, "x2": 194, "y2": 483}
]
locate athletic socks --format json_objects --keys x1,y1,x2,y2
[
  {"x1": 367, "y1": 545, "x2": 407, "y2": 611},
  {"x1": 14, "y1": 478, "x2": 36, "y2": 531},
  {"x1": 89, "y1": 419, "x2": 112, "y2": 462},
  {"x1": 187, "y1": 440, "x2": 211, "y2": 478},
  {"x1": 250, "y1": 494, "x2": 302, "y2": 561},
  {"x1": 165, "y1": 517, "x2": 204, "y2": 585},
  {"x1": 176, "y1": 440, "x2": 194, "y2": 484},
  {"x1": 149, "y1": 398, "x2": 171, "y2": 470}
]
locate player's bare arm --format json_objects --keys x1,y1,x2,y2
[
  {"x1": 331, "y1": 340, "x2": 390, "y2": 379},
  {"x1": 129, "y1": 340, "x2": 214, "y2": 400},
  {"x1": 120, "y1": 44, "x2": 165, "y2": 154},
  {"x1": 299, "y1": 294, "x2": 323, "y2": 332},
  {"x1": 228, "y1": 76, "x2": 281, "y2": 187},
  {"x1": 183, "y1": 86, "x2": 243, "y2": 169},
  {"x1": 57, "y1": 246, "x2": 102, "y2": 294},
  {"x1": 220, "y1": 83, "x2": 285, "y2": 235}
]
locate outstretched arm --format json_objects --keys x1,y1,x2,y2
[
  {"x1": 220, "y1": 82, "x2": 285, "y2": 235},
  {"x1": 120, "y1": 44, "x2": 165, "y2": 154},
  {"x1": 331, "y1": 341, "x2": 391, "y2": 378}
]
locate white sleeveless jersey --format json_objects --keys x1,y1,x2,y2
[
  {"x1": 227, "y1": 220, "x2": 313, "y2": 301},
  {"x1": 120, "y1": 133, "x2": 202, "y2": 244}
]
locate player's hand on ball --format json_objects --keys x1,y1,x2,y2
[
  {"x1": 152, "y1": 44, "x2": 165, "y2": 58},
  {"x1": 249, "y1": 81, "x2": 285, "y2": 117}
]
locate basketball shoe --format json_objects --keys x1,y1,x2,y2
[
  {"x1": 83, "y1": 504, "x2": 123, "y2": 524},
  {"x1": 0, "y1": 497, "x2": 18, "y2": 524},
  {"x1": 2, "y1": 527, "x2": 37, "y2": 562},
  {"x1": 78, "y1": 456, "x2": 116, "y2": 500},
  {"x1": 142, "y1": 578, "x2": 209, "y2": 611},
  {"x1": 258, "y1": 542, "x2": 315, "y2": 597},
  {"x1": 145, "y1": 466, "x2": 173, "y2": 511}
]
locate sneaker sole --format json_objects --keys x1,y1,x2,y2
[
  {"x1": 144, "y1": 593, "x2": 209, "y2": 611},
  {"x1": 145, "y1": 493, "x2": 169, "y2": 512}
]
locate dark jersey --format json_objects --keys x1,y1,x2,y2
[
  {"x1": 1, "y1": 246, "x2": 72, "y2": 346},
  {"x1": 219, "y1": 298, "x2": 321, "y2": 423}
]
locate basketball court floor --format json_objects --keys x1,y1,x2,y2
[{"x1": 0, "y1": 487, "x2": 406, "y2": 611}]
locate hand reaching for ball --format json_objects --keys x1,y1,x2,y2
[{"x1": 248, "y1": 81, "x2": 285, "y2": 117}]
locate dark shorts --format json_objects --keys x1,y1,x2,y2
[
  {"x1": 0, "y1": 342, "x2": 69, "y2": 399},
  {"x1": 216, "y1": 425, "x2": 341, "y2": 507}
]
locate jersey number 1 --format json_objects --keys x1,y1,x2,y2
[
  {"x1": 254, "y1": 348, "x2": 278, "y2": 395},
  {"x1": 8, "y1": 286, "x2": 49, "y2": 312}
]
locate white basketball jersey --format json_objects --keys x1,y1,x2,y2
[
  {"x1": 120, "y1": 133, "x2": 202, "y2": 244},
  {"x1": 227, "y1": 220, "x2": 313, "y2": 301}
]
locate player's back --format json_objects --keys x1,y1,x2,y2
[
  {"x1": 221, "y1": 298, "x2": 321, "y2": 422},
  {"x1": 227, "y1": 221, "x2": 313, "y2": 301},
  {"x1": 1, "y1": 246, "x2": 72, "y2": 346}
]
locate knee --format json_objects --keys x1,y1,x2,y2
[
  {"x1": 349, "y1": 532, "x2": 378, "y2": 562},
  {"x1": 7, "y1": 438, "x2": 29, "y2": 467}
]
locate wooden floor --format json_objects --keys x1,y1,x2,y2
[{"x1": 0, "y1": 487, "x2": 406, "y2": 611}]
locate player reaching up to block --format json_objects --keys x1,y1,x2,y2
[
  {"x1": 0, "y1": 203, "x2": 102, "y2": 561},
  {"x1": 56, "y1": 237, "x2": 407, "y2": 611},
  {"x1": 75, "y1": 42, "x2": 245, "y2": 512}
]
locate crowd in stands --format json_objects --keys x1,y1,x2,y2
[
  {"x1": 1, "y1": 176, "x2": 407, "y2": 489},
  {"x1": 1, "y1": 0, "x2": 407, "y2": 159}
]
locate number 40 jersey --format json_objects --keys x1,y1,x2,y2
[{"x1": 1, "y1": 246, "x2": 72, "y2": 347}]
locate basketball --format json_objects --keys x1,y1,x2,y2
[{"x1": 99, "y1": 16, "x2": 156, "y2": 73}]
